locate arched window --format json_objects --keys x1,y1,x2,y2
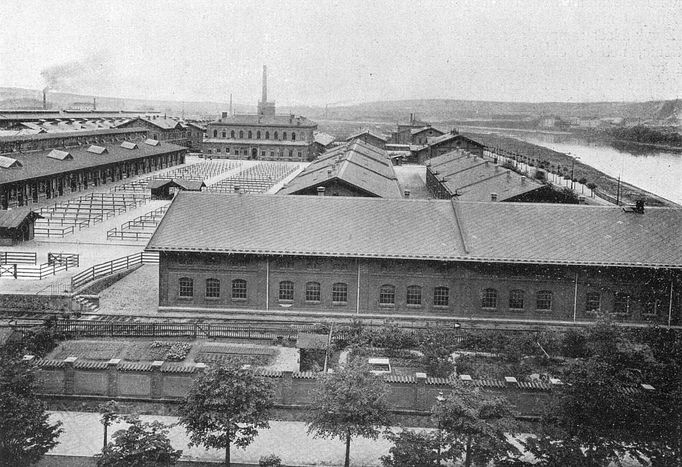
[
  {"x1": 332, "y1": 283, "x2": 348, "y2": 304},
  {"x1": 406, "y1": 285, "x2": 422, "y2": 306},
  {"x1": 282, "y1": 132, "x2": 287, "y2": 140},
  {"x1": 379, "y1": 285, "x2": 395, "y2": 305},
  {"x1": 213, "y1": 130, "x2": 217, "y2": 137},
  {"x1": 509, "y1": 290, "x2": 525, "y2": 310},
  {"x1": 288, "y1": 149, "x2": 293, "y2": 158},
  {"x1": 305, "y1": 282, "x2": 321, "y2": 302},
  {"x1": 232, "y1": 279, "x2": 247, "y2": 300},
  {"x1": 279, "y1": 281, "x2": 294, "y2": 301},
  {"x1": 205, "y1": 278, "x2": 220, "y2": 298},
  {"x1": 179, "y1": 277, "x2": 193, "y2": 298},
  {"x1": 248, "y1": 130, "x2": 252, "y2": 139},
  {"x1": 256, "y1": 130, "x2": 261, "y2": 139},
  {"x1": 274, "y1": 131, "x2": 278, "y2": 140},
  {"x1": 291, "y1": 132, "x2": 296, "y2": 141},
  {"x1": 230, "y1": 130, "x2": 235, "y2": 138},
  {"x1": 222, "y1": 131, "x2": 226, "y2": 138},
  {"x1": 536, "y1": 290, "x2": 553, "y2": 311},
  {"x1": 481, "y1": 288, "x2": 497, "y2": 309},
  {"x1": 433, "y1": 286, "x2": 449, "y2": 307},
  {"x1": 265, "y1": 131, "x2": 270, "y2": 140},
  {"x1": 239, "y1": 130, "x2": 244, "y2": 138}
]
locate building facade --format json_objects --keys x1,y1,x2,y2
[
  {"x1": 147, "y1": 193, "x2": 682, "y2": 326},
  {"x1": 415, "y1": 132, "x2": 485, "y2": 164},
  {"x1": 203, "y1": 66, "x2": 317, "y2": 161},
  {"x1": 116, "y1": 116, "x2": 190, "y2": 146}
]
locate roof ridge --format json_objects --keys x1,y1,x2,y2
[
  {"x1": 450, "y1": 199, "x2": 470, "y2": 254},
  {"x1": 452, "y1": 169, "x2": 507, "y2": 191}
]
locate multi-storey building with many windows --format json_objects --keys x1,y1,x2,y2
[{"x1": 203, "y1": 66, "x2": 317, "y2": 161}]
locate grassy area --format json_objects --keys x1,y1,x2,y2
[{"x1": 51, "y1": 341, "x2": 126, "y2": 361}]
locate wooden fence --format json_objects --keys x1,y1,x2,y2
[
  {"x1": 0, "y1": 251, "x2": 37, "y2": 265},
  {"x1": 0, "y1": 252, "x2": 79, "y2": 279},
  {"x1": 70, "y1": 251, "x2": 159, "y2": 291},
  {"x1": 51, "y1": 320, "x2": 309, "y2": 340}
]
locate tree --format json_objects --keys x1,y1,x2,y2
[
  {"x1": 0, "y1": 350, "x2": 63, "y2": 467},
  {"x1": 98, "y1": 400, "x2": 120, "y2": 450},
  {"x1": 307, "y1": 359, "x2": 392, "y2": 467},
  {"x1": 381, "y1": 429, "x2": 441, "y2": 466},
  {"x1": 96, "y1": 414, "x2": 182, "y2": 467},
  {"x1": 179, "y1": 364, "x2": 275, "y2": 466},
  {"x1": 435, "y1": 381, "x2": 521, "y2": 467}
]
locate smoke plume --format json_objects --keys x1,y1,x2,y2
[{"x1": 40, "y1": 52, "x2": 112, "y2": 94}]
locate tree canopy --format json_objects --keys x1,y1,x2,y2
[
  {"x1": 178, "y1": 364, "x2": 275, "y2": 466},
  {"x1": 307, "y1": 360, "x2": 392, "y2": 467}
]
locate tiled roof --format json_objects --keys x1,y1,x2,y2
[
  {"x1": 313, "y1": 132, "x2": 335, "y2": 147},
  {"x1": 428, "y1": 150, "x2": 543, "y2": 201},
  {"x1": 278, "y1": 140, "x2": 402, "y2": 198},
  {"x1": 346, "y1": 130, "x2": 388, "y2": 142},
  {"x1": 0, "y1": 127, "x2": 146, "y2": 144},
  {"x1": 211, "y1": 114, "x2": 317, "y2": 128},
  {"x1": 0, "y1": 140, "x2": 186, "y2": 184},
  {"x1": 147, "y1": 193, "x2": 466, "y2": 259},
  {"x1": 410, "y1": 126, "x2": 443, "y2": 136},
  {"x1": 147, "y1": 193, "x2": 682, "y2": 268},
  {"x1": 116, "y1": 116, "x2": 184, "y2": 131},
  {"x1": 427, "y1": 133, "x2": 484, "y2": 148},
  {"x1": 0, "y1": 208, "x2": 42, "y2": 229}
]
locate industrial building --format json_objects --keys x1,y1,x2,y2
[
  {"x1": 203, "y1": 66, "x2": 318, "y2": 161},
  {"x1": 116, "y1": 116, "x2": 190, "y2": 146},
  {"x1": 146, "y1": 193, "x2": 681, "y2": 326}
]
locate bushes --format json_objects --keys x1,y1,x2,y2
[{"x1": 149, "y1": 342, "x2": 191, "y2": 361}]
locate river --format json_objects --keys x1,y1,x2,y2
[{"x1": 486, "y1": 131, "x2": 682, "y2": 205}]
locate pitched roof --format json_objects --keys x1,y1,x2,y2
[
  {"x1": 0, "y1": 208, "x2": 42, "y2": 229},
  {"x1": 411, "y1": 126, "x2": 443, "y2": 136},
  {"x1": 278, "y1": 140, "x2": 403, "y2": 198},
  {"x1": 211, "y1": 114, "x2": 317, "y2": 128},
  {"x1": 0, "y1": 141, "x2": 186, "y2": 184},
  {"x1": 116, "y1": 116, "x2": 184, "y2": 130},
  {"x1": 426, "y1": 133, "x2": 484, "y2": 148},
  {"x1": 147, "y1": 193, "x2": 682, "y2": 269},
  {"x1": 148, "y1": 179, "x2": 206, "y2": 191},
  {"x1": 0, "y1": 127, "x2": 147, "y2": 144},
  {"x1": 428, "y1": 150, "x2": 544, "y2": 201},
  {"x1": 0, "y1": 156, "x2": 21, "y2": 169},
  {"x1": 345, "y1": 129, "x2": 388, "y2": 142},
  {"x1": 313, "y1": 132, "x2": 335, "y2": 147}
]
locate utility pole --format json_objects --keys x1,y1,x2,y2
[{"x1": 616, "y1": 175, "x2": 621, "y2": 205}]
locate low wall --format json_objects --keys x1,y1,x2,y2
[
  {"x1": 0, "y1": 293, "x2": 71, "y2": 313},
  {"x1": 31, "y1": 356, "x2": 556, "y2": 422}
]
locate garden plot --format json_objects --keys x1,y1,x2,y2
[
  {"x1": 195, "y1": 343, "x2": 278, "y2": 367},
  {"x1": 50, "y1": 340, "x2": 127, "y2": 361}
]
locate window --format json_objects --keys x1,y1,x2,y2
[
  {"x1": 216, "y1": 148, "x2": 221, "y2": 153},
  {"x1": 279, "y1": 281, "x2": 294, "y2": 301},
  {"x1": 379, "y1": 285, "x2": 395, "y2": 306},
  {"x1": 213, "y1": 130, "x2": 217, "y2": 137},
  {"x1": 298, "y1": 151, "x2": 302, "y2": 158},
  {"x1": 332, "y1": 283, "x2": 348, "y2": 304},
  {"x1": 305, "y1": 282, "x2": 321, "y2": 302},
  {"x1": 274, "y1": 131, "x2": 278, "y2": 140},
  {"x1": 283, "y1": 132, "x2": 287, "y2": 140},
  {"x1": 613, "y1": 293, "x2": 630, "y2": 314},
  {"x1": 481, "y1": 288, "x2": 497, "y2": 309},
  {"x1": 222, "y1": 131, "x2": 226, "y2": 138},
  {"x1": 292, "y1": 132, "x2": 296, "y2": 141},
  {"x1": 205, "y1": 278, "x2": 220, "y2": 298},
  {"x1": 248, "y1": 131, "x2": 252, "y2": 139},
  {"x1": 231, "y1": 279, "x2": 247, "y2": 300},
  {"x1": 256, "y1": 130, "x2": 261, "y2": 139},
  {"x1": 585, "y1": 292, "x2": 600, "y2": 312},
  {"x1": 179, "y1": 277, "x2": 193, "y2": 298},
  {"x1": 536, "y1": 290, "x2": 553, "y2": 311},
  {"x1": 288, "y1": 149, "x2": 293, "y2": 158},
  {"x1": 509, "y1": 290, "x2": 525, "y2": 310},
  {"x1": 231, "y1": 130, "x2": 235, "y2": 138},
  {"x1": 433, "y1": 286, "x2": 449, "y2": 307},
  {"x1": 265, "y1": 131, "x2": 269, "y2": 139},
  {"x1": 406, "y1": 285, "x2": 422, "y2": 306},
  {"x1": 239, "y1": 130, "x2": 244, "y2": 138},
  {"x1": 270, "y1": 151, "x2": 274, "y2": 157}
]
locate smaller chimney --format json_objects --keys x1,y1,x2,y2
[
  {"x1": 491, "y1": 193, "x2": 498, "y2": 201},
  {"x1": 234, "y1": 185, "x2": 240, "y2": 193},
  {"x1": 520, "y1": 176, "x2": 526, "y2": 185},
  {"x1": 404, "y1": 189, "x2": 411, "y2": 198},
  {"x1": 317, "y1": 186, "x2": 325, "y2": 196}
]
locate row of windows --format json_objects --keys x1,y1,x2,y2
[
  {"x1": 213, "y1": 147, "x2": 302, "y2": 158},
  {"x1": 176, "y1": 279, "x2": 658, "y2": 316},
  {"x1": 212, "y1": 129, "x2": 302, "y2": 141},
  {"x1": 481, "y1": 288, "x2": 553, "y2": 310}
]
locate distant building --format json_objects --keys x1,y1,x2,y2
[
  {"x1": 390, "y1": 114, "x2": 432, "y2": 144},
  {"x1": 185, "y1": 122, "x2": 205, "y2": 151},
  {"x1": 0, "y1": 207, "x2": 42, "y2": 245},
  {"x1": 278, "y1": 140, "x2": 403, "y2": 198},
  {"x1": 410, "y1": 126, "x2": 444, "y2": 145},
  {"x1": 116, "y1": 116, "x2": 190, "y2": 146},
  {"x1": 203, "y1": 66, "x2": 318, "y2": 161},
  {"x1": 313, "y1": 131, "x2": 336, "y2": 156},
  {"x1": 426, "y1": 150, "x2": 568, "y2": 203},
  {"x1": 414, "y1": 131, "x2": 485, "y2": 164},
  {"x1": 345, "y1": 129, "x2": 388, "y2": 149}
]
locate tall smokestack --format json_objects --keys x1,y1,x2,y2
[
  {"x1": 43, "y1": 88, "x2": 47, "y2": 110},
  {"x1": 229, "y1": 93, "x2": 233, "y2": 116},
  {"x1": 93, "y1": 97, "x2": 96, "y2": 111},
  {"x1": 261, "y1": 65, "x2": 267, "y2": 103}
]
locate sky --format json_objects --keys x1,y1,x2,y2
[{"x1": 0, "y1": 0, "x2": 680, "y2": 106}]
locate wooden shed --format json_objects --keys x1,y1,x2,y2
[
  {"x1": 0, "y1": 208, "x2": 43, "y2": 245},
  {"x1": 148, "y1": 178, "x2": 206, "y2": 200}
]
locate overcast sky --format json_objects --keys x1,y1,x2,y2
[{"x1": 1, "y1": 0, "x2": 680, "y2": 106}]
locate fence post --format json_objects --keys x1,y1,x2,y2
[
  {"x1": 64, "y1": 357, "x2": 77, "y2": 395},
  {"x1": 150, "y1": 361, "x2": 164, "y2": 398},
  {"x1": 107, "y1": 359, "x2": 120, "y2": 397},
  {"x1": 415, "y1": 372, "x2": 427, "y2": 411}
]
